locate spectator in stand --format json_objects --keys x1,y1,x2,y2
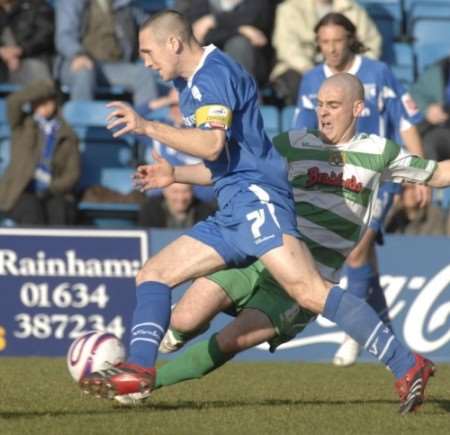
[
  {"x1": 138, "y1": 181, "x2": 216, "y2": 229},
  {"x1": 0, "y1": 0, "x2": 54, "y2": 85},
  {"x1": 271, "y1": 0, "x2": 381, "y2": 105},
  {"x1": 55, "y1": 0, "x2": 160, "y2": 111},
  {"x1": 174, "y1": 0, "x2": 274, "y2": 86},
  {"x1": 385, "y1": 184, "x2": 450, "y2": 236},
  {"x1": 410, "y1": 55, "x2": 450, "y2": 162},
  {"x1": 0, "y1": 80, "x2": 80, "y2": 226}
]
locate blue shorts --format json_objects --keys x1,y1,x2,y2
[
  {"x1": 369, "y1": 181, "x2": 402, "y2": 243},
  {"x1": 186, "y1": 184, "x2": 300, "y2": 267}
]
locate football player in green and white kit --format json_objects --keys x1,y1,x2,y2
[{"x1": 119, "y1": 73, "x2": 450, "y2": 414}]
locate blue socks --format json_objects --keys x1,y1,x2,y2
[
  {"x1": 346, "y1": 264, "x2": 390, "y2": 324},
  {"x1": 128, "y1": 281, "x2": 171, "y2": 368},
  {"x1": 345, "y1": 264, "x2": 372, "y2": 298},
  {"x1": 323, "y1": 286, "x2": 415, "y2": 379}
]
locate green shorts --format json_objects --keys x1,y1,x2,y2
[{"x1": 207, "y1": 261, "x2": 315, "y2": 352}]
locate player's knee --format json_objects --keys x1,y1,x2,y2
[
  {"x1": 135, "y1": 265, "x2": 168, "y2": 286},
  {"x1": 170, "y1": 311, "x2": 196, "y2": 334},
  {"x1": 288, "y1": 281, "x2": 328, "y2": 313}
]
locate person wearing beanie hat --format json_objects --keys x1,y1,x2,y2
[{"x1": 0, "y1": 80, "x2": 80, "y2": 225}]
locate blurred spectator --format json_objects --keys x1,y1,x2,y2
[
  {"x1": 410, "y1": 55, "x2": 450, "y2": 162},
  {"x1": 385, "y1": 184, "x2": 449, "y2": 236},
  {"x1": 138, "y1": 182, "x2": 216, "y2": 229},
  {"x1": 0, "y1": 0, "x2": 54, "y2": 85},
  {"x1": 271, "y1": 0, "x2": 381, "y2": 105},
  {"x1": 174, "y1": 0, "x2": 274, "y2": 86},
  {"x1": 0, "y1": 80, "x2": 80, "y2": 226},
  {"x1": 55, "y1": 0, "x2": 160, "y2": 110}
]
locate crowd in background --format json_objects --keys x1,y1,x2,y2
[{"x1": 0, "y1": 0, "x2": 449, "y2": 235}]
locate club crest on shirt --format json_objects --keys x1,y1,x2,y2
[
  {"x1": 191, "y1": 85, "x2": 202, "y2": 101},
  {"x1": 328, "y1": 151, "x2": 345, "y2": 167}
]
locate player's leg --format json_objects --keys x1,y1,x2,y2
[
  {"x1": 160, "y1": 276, "x2": 234, "y2": 353},
  {"x1": 334, "y1": 186, "x2": 395, "y2": 366},
  {"x1": 155, "y1": 269, "x2": 315, "y2": 392},
  {"x1": 155, "y1": 309, "x2": 276, "y2": 391},
  {"x1": 259, "y1": 234, "x2": 435, "y2": 414},
  {"x1": 79, "y1": 231, "x2": 227, "y2": 399},
  {"x1": 161, "y1": 263, "x2": 265, "y2": 353}
]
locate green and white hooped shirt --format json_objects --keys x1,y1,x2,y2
[{"x1": 273, "y1": 129, "x2": 437, "y2": 283}]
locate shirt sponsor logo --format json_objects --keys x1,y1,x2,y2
[{"x1": 305, "y1": 167, "x2": 363, "y2": 193}]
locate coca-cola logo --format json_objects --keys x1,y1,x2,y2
[{"x1": 261, "y1": 266, "x2": 450, "y2": 355}]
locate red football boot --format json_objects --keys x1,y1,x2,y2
[
  {"x1": 395, "y1": 354, "x2": 436, "y2": 415},
  {"x1": 79, "y1": 362, "x2": 156, "y2": 400}
]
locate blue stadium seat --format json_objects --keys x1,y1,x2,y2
[
  {"x1": 281, "y1": 106, "x2": 296, "y2": 131},
  {"x1": 79, "y1": 167, "x2": 139, "y2": 228},
  {"x1": 260, "y1": 105, "x2": 280, "y2": 139},
  {"x1": 133, "y1": 0, "x2": 173, "y2": 13},
  {"x1": 357, "y1": 1, "x2": 403, "y2": 62},
  {"x1": 389, "y1": 42, "x2": 415, "y2": 86},
  {"x1": 0, "y1": 83, "x2": 20, "y2": 97},
  {"x1": 406, "y1": 1, "x2": 450, "y2": 73},
  {"x1": 0, "y1": 98, "x2": 6, "y2": 124},
  {"x1": 63, "y1": 101, "x2": 139, "y2": 227},
  {"x1": 62, "y1": 101, "x2": 137, "y2": 191}
]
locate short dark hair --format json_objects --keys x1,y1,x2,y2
[
  {"x1": 140, "y1": 9, "x2": 194, "y2": 43},
  {"x1": 314, "y1": 12, "x2": 367, "y2": 54}
]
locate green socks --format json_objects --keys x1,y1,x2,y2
[{"x1": 155, "y1": 334, "x2": 232, "y2": 389}]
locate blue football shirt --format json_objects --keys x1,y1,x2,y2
[{"x1": 173, "y1": 45, "x2": 292, "y2": 210}]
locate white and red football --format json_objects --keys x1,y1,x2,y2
[{"x1": 67, "y1": 331, "x2": 126, "y2": 382}]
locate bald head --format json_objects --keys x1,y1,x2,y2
[
  {"x1": 320, "y1": 73, "x2": 365, "y2": 102},
  {"x1": 140, "y1": 10, "x2": 194, "y2": 44}
]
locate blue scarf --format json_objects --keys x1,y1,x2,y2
[{"x1": 32, "y1": 115, "x2": 60, "y2": 193}]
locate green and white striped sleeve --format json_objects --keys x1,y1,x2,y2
[{"x1": 382, "y1": 148, "x2": 438, "y2": 183}]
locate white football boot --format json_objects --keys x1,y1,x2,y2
[
  {"x1": 158, "y1": 328, "x2": 185, "y2": 354},
  {"x1": 333, "y1": 334, "x2": 361, "y2": 367}
]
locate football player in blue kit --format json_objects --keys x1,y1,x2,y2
[
  {"x1": 293, "y1": 12, "x2": 431, "y2": 367},
  {"x1": 79, "y1": 11, "x2": 431, "y2": 413}
]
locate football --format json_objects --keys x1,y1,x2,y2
[{"x1": 67, "y1": 331, "x2": 126, "y2": 382}]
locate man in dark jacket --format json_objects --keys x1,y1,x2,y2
[
  {"x1": 0, "y1": 80, "x2": 80, "y2": 225},
  {"x1": 175, "y1": 0, "x2": 274, "y2": 86},
  {"x1": 0, "y1": 0, "x2": 54, "y2": 84}
]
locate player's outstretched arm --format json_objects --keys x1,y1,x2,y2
[
  {"x1": 400, "y1": 126, "x2": 432, "y2": 207},
  {"x1": 173, "y1": 163, "x2": 213, "y2": 186},
  {"x1": 134, "y1": 150, "x2": 213, "y2": 191},
  {"x1": 427, "y1": 160, "x2": 450, "y2": 188},
  {"x1": 106, "y1": 101, "x2": 226, "y2": 161}
]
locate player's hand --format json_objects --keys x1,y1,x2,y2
[
  {"x1": 71, "y1": 55, "x2": 93, "y2": 72},
  {"x1": 425, "y1": 103, "x2": 448, "y2": 125},
  {"x1": 414, "y1": 184, "x2": 432, "y2": 208},
  {"x1": 238, "y1": 26, "x2": 268, "y2": 47},
  {"x1": 106, "y1": 101, "x2": 147, "y2": 137},
  {"x1": 193, "y1": 15, "x2": 215, "y2": 43},
  {"x1": 133, "y1": 150, "x2": 175, "y2": 191}
]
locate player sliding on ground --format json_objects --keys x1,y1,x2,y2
[
  {"x1": 114, "y1": 72, "x2": 450, "y2": 415},
  {"x1": 80, "y1": 11, "x2": 447, "y2": 415}
]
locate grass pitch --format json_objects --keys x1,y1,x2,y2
[{"x1": 0, "y1": 358, "x2": 449, "y2": 435}]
